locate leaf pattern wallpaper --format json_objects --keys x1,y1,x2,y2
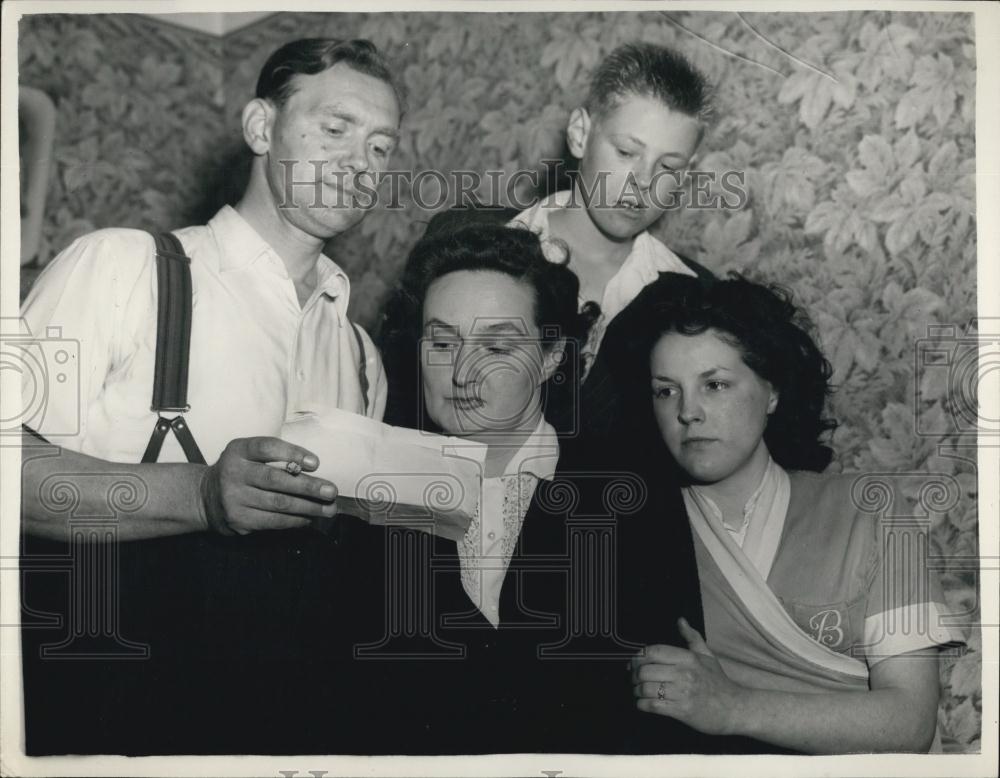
[{"x1": 18, "y1": 10, "x2": 980, "y2": 752}]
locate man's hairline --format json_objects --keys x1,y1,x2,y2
[{"x1": 264, "y1": 62, "x2": 403, "y2": 118}]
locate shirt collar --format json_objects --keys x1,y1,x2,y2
[
  {"x1": 625, "y1": 232, "x2": 694, "y2": 279},
  {"x1": 681, "y1": 457, "x2": 791, "y2": 580},
  {"x1": 512, "y1": 192, "x2": 694, "y2": 286},
  {"x1": 208, "y1": 205, "x2": 351, "y2": 317},
  {"x1": 687, "y1": 454, "x2": 779, "y2": 536},
  {"x1": 599, "y1": 234, "x2": 694, "y2": 322},
  {"x1": 314, "y1": 254, "x2": 351, "y2": 300},
  {"x1": 744, "y1": 455, "x2": 780, "y2": 518},
  {"x1": 208, "y1": 205, "x2": 277, "y2": 273},
  {"x1": 500, "y1": 415, "x2": 560, "y2": 481},
  {"x1": 509, "y1": 190, "x2": 567, "y2": 234},
  {"x1": 209, "y1": 205, "x2": 348, "y2": 279}
]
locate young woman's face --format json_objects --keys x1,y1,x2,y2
[
  {"x1": 421, "y1": 270, "x2": 558, "y2": 443},
  {"x1": 650, "y1": 329, "x2": 778, "y2": 487}
]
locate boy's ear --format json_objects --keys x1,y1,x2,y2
[
  {"x1": 566, "y1": 107, "x2": 591, "y2": 160},
  {"x1": 242, "y1": 98, "x2": 275, "y2": 156}
]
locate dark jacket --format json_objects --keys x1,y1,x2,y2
[{"x1": 329, "y1": 435, "x2": 716, "y2": 755}]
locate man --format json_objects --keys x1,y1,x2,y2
[
  {"x1": 19, "y1": 38, "x2": 402, "y2": 754},
  {"x1": 21, "y1": 37, "x2": 400, "y2": 536}
]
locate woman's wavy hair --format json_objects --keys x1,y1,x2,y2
[
  {"x1": 380, "y1": 212, "x2": 597, "y2": 433},
  {"x1": 595, "y1": 273, "x2": 837, "y2": 472}
]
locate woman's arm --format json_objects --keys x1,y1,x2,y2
[{"x1": 632, "y1": 619, "x2": 940, "y2": 754}]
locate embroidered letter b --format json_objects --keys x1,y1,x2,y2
[{"x1": 809, "y1": 609, "x2": 845, "y2": 649}]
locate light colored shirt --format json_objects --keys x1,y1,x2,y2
[
  {"x1": 457, "y1": 416, "x2": 560, "y2": 627},
  {"x1": 19, "y1": 206, "x2": 386, "y2": 464},
  {"x1": 684, "y1": 462, "x2": 963, "y2": 662},
  {"x1": 511, "y1": 190, "x2": 697, "y2": 371},
  {"x1": 684, "y1": 456, "x2": 788, "y2": 580}
]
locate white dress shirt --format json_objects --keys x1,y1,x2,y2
[
  {"x1": 511, "y1": 190, "x2": 697, "y2": 370},
  {"x1": 19, "y1": 206, "x2": 386, "y2": 464},
  {"x1": 457, "y1": 416, "x2": 560, "y2": 627}
]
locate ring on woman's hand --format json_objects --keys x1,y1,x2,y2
[{"x1": 657, "y1": 682, "x2": 667, "y2": 701}]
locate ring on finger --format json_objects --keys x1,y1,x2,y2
[
  {"x1": 657, "y1": 681, "x2": 667, "y2": 701},
  {"x1": 285, "y1": 460, "x2": 302, "y2": 476}
]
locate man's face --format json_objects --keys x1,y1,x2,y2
[
  {"x1": 574, "y1": 94, "x2": 701, "y2": 241},
  {"x1": 263, "y1": 63, "x2": 400, "y2": 239},
  {"x1": 420, "y1": 270, "x2": 554, "y2": 444}
]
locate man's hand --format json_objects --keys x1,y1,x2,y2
[
  {"x1": 631, "y1": 617, "x2": 745, "y2": 736},
  {"x1": 199, "y1": 436, "x2": 338, "y2": 535}
]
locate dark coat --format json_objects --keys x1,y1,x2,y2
[{"x1": 327, "y1": 435, "x2": 719, "y2": 755}]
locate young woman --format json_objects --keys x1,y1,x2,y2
[{"x1": 596, "y1": 273, "x2": 965, "y2": 754}]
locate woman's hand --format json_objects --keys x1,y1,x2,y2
[
  {"x1": 632, "y1": 619, "x2": 942, "y2": 753},
  {"x1": 631, "y1": 617, "x2": 745, "y2": 736}
]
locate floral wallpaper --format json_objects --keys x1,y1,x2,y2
[
  {"x1": 19, "y1": 10, "x2": 980, "y2": 752},
  {"x1": 18, "y1": 14, "x2": 227, "y2": 298}
]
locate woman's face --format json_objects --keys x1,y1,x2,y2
[
  {"x1": 421, "y1": 270, "x2": 559, "y2": 443},
  {"x1": 650, "y1": 329, "x2": 778, "y2": 488}
]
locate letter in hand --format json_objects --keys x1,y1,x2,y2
[{"x1": 199, "y1": 436, "x2": 339, "y2": 535}]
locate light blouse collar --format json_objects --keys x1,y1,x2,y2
[{"x1": 495, "y1": 414, "x2": 560, "y2": 481}]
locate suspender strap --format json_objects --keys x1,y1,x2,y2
[
  {"x1": 142, "y1": 417, "x2": 172, "y2": 464},
  {"x1": 141, "y1": 231, "x2": 366, "y2": 463},
  {"x1": 141, "y1": 232, "x2": 206, "y2": 466},
  {"x1": 142, "y1": 415, "x2": 206, "y2": 465},
  {"x1": 151, "y1": 231, "x2": 194, "y2": 414},
  {"x1": 351, "y1": 321, "x2": 370, "y2": 416}
]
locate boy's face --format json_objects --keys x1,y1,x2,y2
[{"x1": 569, "y1": 93, "x2": 702, "y2": 241}]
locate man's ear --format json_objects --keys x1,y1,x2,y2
[
  {"x1": 541, "y1": 339, "x2": 567, "y2": 384},
  {"x1": 242, "y1": 98, "x2": 274, "y2": 156},
  {"x1": 566, "y1": 107, "x2": 591, "y2": 161}
]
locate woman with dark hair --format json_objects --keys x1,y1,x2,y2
[
  {"x1": 381, "y1": 212, "x2": 590, "y2": 436},
  {"x1": 336, "y1": 220, "x2": 709, "y2": 755},
  {"x1": 380, "y1": 221, "x2": 590, "y2": 631},
  {"x1": 597, "y1": 274, "x2": 965, "y2": 753}
]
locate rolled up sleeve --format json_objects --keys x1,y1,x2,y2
[{"x1": 861, "y1": 511, "x2": 967, "y2": 664}]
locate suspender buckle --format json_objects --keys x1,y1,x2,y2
[{"x1": 149, "y1": 404, "x2": 191, "y2": 413}]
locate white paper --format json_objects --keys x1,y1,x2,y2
[{"x1": 279, "y1": 409, "x2": 487, "y2": 540}]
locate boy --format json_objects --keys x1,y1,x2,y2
[{"x1": 513, "y1": 42, "x2": 714, "y2": 371}]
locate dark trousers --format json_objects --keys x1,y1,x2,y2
[{"x1": 21, "y1": 527, "x2": 350, "y2": 755}]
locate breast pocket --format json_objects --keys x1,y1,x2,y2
[{"x1": 777, "y1": 596, "x2": 865, "y2": 656}]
